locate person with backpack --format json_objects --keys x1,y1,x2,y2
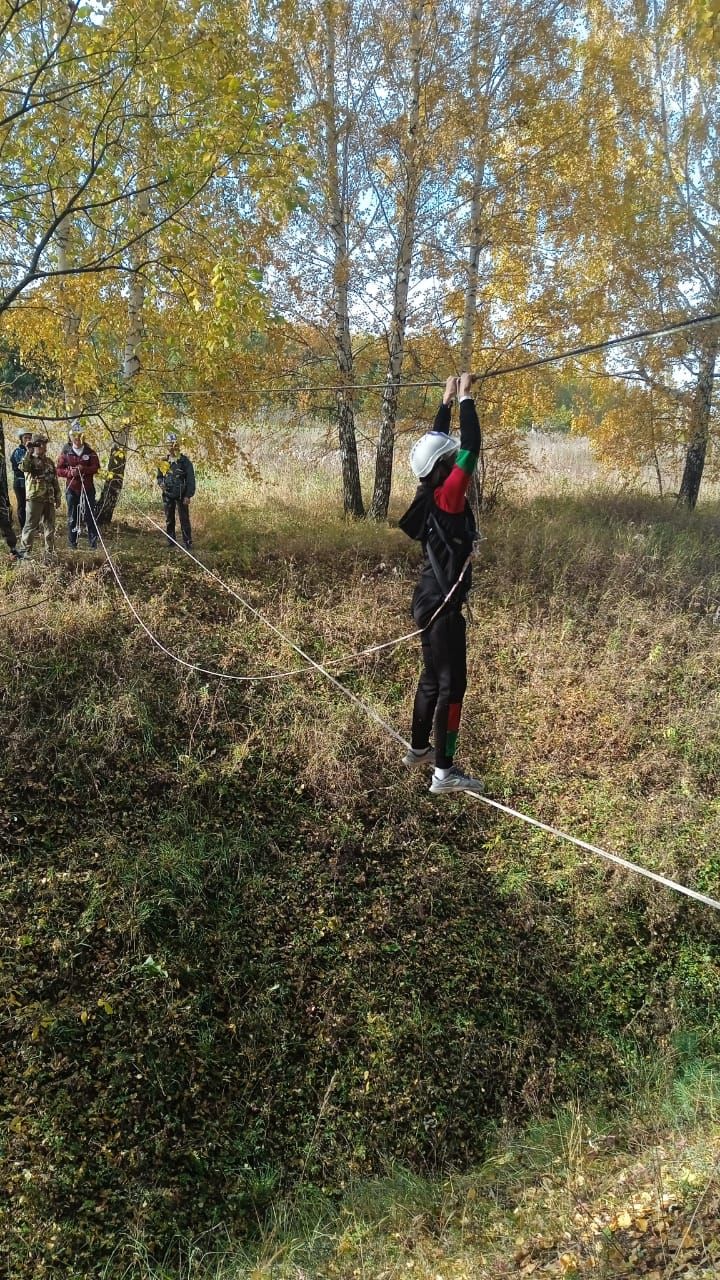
[
  {"x1": 56, "y1": 424, "x2": 100, "y2": 549},
  {"x1": 10, "y1": 428, "x2": 32, "y2": 529},
  {"x1": 157, "y1": 432, "x2": 195, "y2": 550},
  {"x1": 399, "y1": 371, "x2": 484, "y2": 795}
]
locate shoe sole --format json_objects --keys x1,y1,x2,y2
[{"x1": 429, "y1": 781, "x2": 485, "y2": 795}]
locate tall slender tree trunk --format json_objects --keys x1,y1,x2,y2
[
  {"x1": 677, "y1": 337, "x2": 718, "y2": 509},
  {"x1": 56, "y1": 215, "x2": 82, "y2": 415},
  {"x1": 55, "y1": 55, "x2": 82, "y2": 418},
  {"x1": 369, "y1": 3, "x2": 423, "y2": 521},
  {"x1": 323, "y1": 0, "x2": 364, "y2": 517},
  {"x1": 459, "y1": 4, "x2": 491, "y2": 510},
  {"x1": 459, "y1": 145, "x2": 488, "y2": 370},
  {"x1": 459, "y1": 5, "x2": 490, "y2": 370},
  {"x1": 97, "y1": 115, "x2": 150, "y2": 525}
]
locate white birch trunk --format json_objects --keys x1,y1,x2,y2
[
  {"x1": 369, "y1": 2, "x2": 423, "y2": 520},
  {"x1": 460, "y1": 2, "x2": 490, "y2": 370},
  {"x1": 97, "y1": 118, "x2": 150, "y2": 523},
  {"x1": 323, "y1": 0, "x2": 364, "y2": 517}
]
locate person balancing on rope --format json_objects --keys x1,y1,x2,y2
[{"x1": 399, "y1": 371, "x2": 484, "y2": 795}]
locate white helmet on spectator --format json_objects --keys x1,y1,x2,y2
[
  {"x1": 166, "y1": 432, "x2": 178, "y2": 444},
  {"x1": 409, "y1": 431, "x2": 458, "y2": 480}
]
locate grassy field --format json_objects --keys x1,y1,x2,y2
[{"x1": 2, "y1": 434, "x2": 720, "y2": 1277}]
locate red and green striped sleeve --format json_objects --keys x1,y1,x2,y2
[{"x1": 434, "y1": 399, "x2": 480, "y2": 514}]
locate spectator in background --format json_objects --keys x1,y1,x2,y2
[
  {"x1": 19, "y1": 435, "x2": 61, "y2": 558},
  {"x1": 157, "y1": 432, "x2": 195, "y2": 550},
  {"x1": 56, "y1": 424, "x2": 100, "y2": 550},
  {"x1": 10, "y1": 428, "x2": 32, "y2": 529},
  {"x1": 0, "y1": 487, "x2": 22, "y2": 560}
]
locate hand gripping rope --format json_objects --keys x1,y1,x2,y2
[{"x1": 87, "y1": 483, "x2": 720, "y2": 915}]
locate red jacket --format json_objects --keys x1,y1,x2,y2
[{"x1": 56, "y1": 444, "x2": 100, "y2": 496}]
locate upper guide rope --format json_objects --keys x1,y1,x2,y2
[{"x1": 2, "y1": 308, "x2": 719, "y2": 419}]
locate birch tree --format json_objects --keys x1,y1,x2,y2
[
  {"x1": 368, "y1": 1, "x2": 430, "y2": 520},
  {"x1": 568, "y1": 0, "x2": 719, "y2": 506},
  {"x1": 322, "y1": 0, "x2": 364, "y2": 516}
]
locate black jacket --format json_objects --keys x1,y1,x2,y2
[
  {"x1": 10, "y1": 445, "x2": 26, "y2": 486},
  {"x1": 157, "y1": 453, "x2": 196, "y2": 501}
]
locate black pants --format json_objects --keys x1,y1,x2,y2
[
  {"x1": 13, "y1": 479, "x2": 26, "y2": 530},
  {"x1": 163, "y1": 496, "x2": 192, "y2": 547},
  {"x1": 411, "y1": 610, "x2": 467, "y2": 768},
  {"x1": 66, "y1": 489, "x2": 98, "y2": 547}
]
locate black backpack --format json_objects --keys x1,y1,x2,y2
[{"x1": 162, "y1": 459, "x2": 186, "y2": 501}]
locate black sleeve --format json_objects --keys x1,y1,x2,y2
[
  {"x1": 459, "y1": 398, "x2": 481, "y2": 455},
  {"x1": 181, "y1": 456, "x2": 196, "y2": 498},
  {"x1": 432, "y1": 401, "x2": 452, "y2": 435}
]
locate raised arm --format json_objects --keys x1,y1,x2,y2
[
  {"x1": 431, "y1": 374, "x2": 458, "y2": 435},
  {"x1": 434, "y1": 373, "x2": 481, "y2": 515}
]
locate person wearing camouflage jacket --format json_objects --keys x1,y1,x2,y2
[{"x1": 19, "y1": 435, "x2": 61, "y2": 555}]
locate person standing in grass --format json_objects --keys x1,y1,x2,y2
[
  {"x1": 157, "y1": 432, "x2": 195, "y2": 550},
  {"x1": 19, "y1": 434, "x2": 61, "y2": 558},
  {"x1": 399, "y1": 371, "x2": 484, "y2": 795},
  {"x1": 10, "y1": 428, "x2": 32, "y2": 529},
  {"x1": 0, "y1": 486, "x2": 22, "y2": 560},
  {"x1": 56, "y1": 424, "x2": 100, "y2": 550}
]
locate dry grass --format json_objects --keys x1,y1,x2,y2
[{"x1": 5, "y1": 424, "x2": 720, "y2": 1280}]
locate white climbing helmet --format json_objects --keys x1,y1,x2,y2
[{"x1": 409, "y1": 431, "x2": 458, "y2": 480}]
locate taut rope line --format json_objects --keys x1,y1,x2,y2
[
  {"x1": 2, "y1": 308, "x2": 719, "y2": 421},
  {"x1": 159, "y1": 309, "x2": 720, "y2": 398},
  {"x1": 113, "y1": 503, "x2": 720, "y2": 916},
  {"x1": 138, "y1": 511, "x2": 410, "y2": 746},
  {"x1": 90, "y1": 490, "x2": 477, "y2": 683}
]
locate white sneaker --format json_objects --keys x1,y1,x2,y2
[
  {"x1": 429, "y1": 765, "x2": 484, "y2": 795},
  {"x1": 402, "y1": 745, "x2": 436, "y2": 768}
]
